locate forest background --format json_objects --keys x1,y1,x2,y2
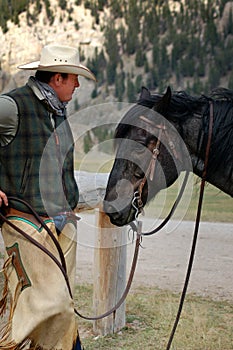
[{"x1": 0, "y1": 0, "x2": 233, "y2": 151}]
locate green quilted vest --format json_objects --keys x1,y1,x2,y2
[{"x1": 0, "y1": 83, "x2": 79, "y2": 216}]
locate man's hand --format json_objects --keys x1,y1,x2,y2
[{"x1": 0, "y1": 190, "x2": 8, "y2": 207}]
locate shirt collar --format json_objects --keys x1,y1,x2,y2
[{"x1": 27, "y1": 76, "x2": 45, "y2": 101}]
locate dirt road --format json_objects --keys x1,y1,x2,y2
[
  {"x1": 76, "y1": 214, "x2": 233, "y2": 302},
  {"x1": 1, "y1": 214, "x2": 233, "y2": 302}
]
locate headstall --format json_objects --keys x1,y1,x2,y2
[{"x1": 134, "y1": 115, "x2": 180, "y2": 213}]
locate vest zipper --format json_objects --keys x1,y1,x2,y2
[{"x1": 53, "y1": 128, "x2": 69, "y2": 211}]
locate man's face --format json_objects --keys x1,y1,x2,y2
[{"x1": 50, "y1": 73, "x2": 80, "y2": 102}]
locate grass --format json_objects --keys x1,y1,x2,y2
[
  {"x1": 75, "y1": 284, "x2": 233, "y2": 350},
  {"x1": 0, "y1": 270, "x2": 232, "y2": 349},
  {"x1": 1, "y1": 243, "x2": 232, "y2": 349},
  {"x1": 144, "y1": 178, "x2": 233, "y2": 223}
]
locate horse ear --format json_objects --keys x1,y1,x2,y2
[
  {"x1": 140, "y1": 86, "x2": 151, "y2": 100},
  {"x1": 154, "y1": 86, "x2": 172, "y2": 115}
]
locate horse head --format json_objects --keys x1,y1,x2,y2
[{"x1": 104, "y1": 87, "x2": 192, "y2": 226}]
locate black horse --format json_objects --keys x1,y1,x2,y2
[{"x1": 104, "y1": 86, "x2": 233, "y2": 226}]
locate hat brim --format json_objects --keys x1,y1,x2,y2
[{"x1": 18, "y1": 60, "x2": 96, "y2": 81}]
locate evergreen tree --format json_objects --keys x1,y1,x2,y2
[
  {"x1": 157, "y1": 40, "x2": 170, "y2": 80},
  {"x1": 171, "y1": 33, "x2": 189, "y2": 70},
  {"x1": 179, "y1": 57, "x2": 195, "y2": 77},
  {"x1": 146, "y1": 69, "x2": 158, "y2": 90},
  {"x1": 44, "y1": 0, "x2": 54, "y2": 24},
  {"x1": 135, "y1": 74, "x2": 143, "y2": 93},
  {"x1": 219, "y1": 0, "x2": 229, "y2": 17},
  {"x1": 144, "y1": 59, "x2": 149, "y2": 74},
  {"x1": 135, "y1": 46, "x2": 145, "y2": 67},
  {"x1": 125, "y1": 0, "x2": 140, "y2": 55},
  {"x1": 107, "y1": 62, "x2": 117, "y2": 85},
  {"x1": 144, "y1": 7, "x2": 159, "y2": 44},
  {"x1": 224, "y1": 7, "x2": 233, "y2": 37},
  {"x1": 127, "y1": 76, "x2": 136, "y2": 103},
  {"x1": 152, "y1": 37, "x2": 160, "y2": 66},
  {"x1": 109, "y1": 0, "x2": 123, "y2": 18},
  {"x1": 192, "y1": 75, "x2": 204, "y2": 95},
  {"x1": 160, "y1": 2, "x2": 172, "y2": 34},
  {"x1": 208, "y1": 64, "x2": 221, "y2": 90},
  {"x1": 119, "y1": 24, "x2": 126, "y2": 53},
  {"x1": 228, "y1": 71, "x2": 233, "y2": 90},
  {"x1": 204, "y1": 13, "x2": 218, "y2": 52},
  {"x1": 59, "y1": 0, "x2": 67, "y2": 10},
  {"x1": 87, "y1": 48, "x2": 107, "y2": 84},
  {"x1": 98, "y1": 0, "x2": 108, "y2": 11},
  {"x1": 115, "y1": 70, "x2": 125, "y2": 101},
  {"x1": 84, "y1": 0, "x2": 91, "y2": 9},
  {"x1": 196, "y1": 57, "x2": 206, "y2": 77},
  {"x1": 84, "y1": 132, "x2": 92, "y2": 154},
  {"x1": 225, "y1": 39, "x2": 233, "y2": 71},
  {"x1": 104, "y1": 21, "x2": 119, "y2": 84},
  {"x1": 91, "y1": 87, "x2": 97, "y2": 99}
]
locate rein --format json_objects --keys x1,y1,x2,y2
[
  {"x1": 0, "y1": 101, "x2": 214, "y2": 341},
  {"x1": 0, "y1": 115, "x2": 188, "y2": 322},
  {"x1": 0, "y1": 196, "x2": 141, "y2": 321},
  {"x1": 129, "y1": 102, "x2": 214, "y2": 349},
  {"x1": 0, "y1": 198, "x2": 72, "y2": 296},
  {"x1": 164, "y1": 100, "x2": 214, "y2": 350}
]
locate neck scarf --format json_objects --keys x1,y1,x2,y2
[{"x1": 31, "y1": 76, "x2": 67, "y2": 117}]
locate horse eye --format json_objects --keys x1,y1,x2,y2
[
  {"x1": 134, "y1": 170, "x2": 144, "y2": 179},
  {"x1": 137, "y1": 128, "x2": 147, "y2": 137}
]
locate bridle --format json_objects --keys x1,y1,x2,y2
[{"x1": 131, "y1": 114, "x2": 189, "y2": 236}]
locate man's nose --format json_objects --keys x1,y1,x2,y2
[{"x1": 76, "y1": 77, "x2": 80, "y2": 88}]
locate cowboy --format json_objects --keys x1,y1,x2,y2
[{"x1": 0, "y1": 44, "x2": 96, "y2": 350}]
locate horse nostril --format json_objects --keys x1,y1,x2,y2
[{"x1": 103, "y1": 201, "x2": 119, "y2": 215}]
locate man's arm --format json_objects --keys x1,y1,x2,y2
[
  {"x1": 0, "y1": 95, "x2": 18, "y2": 206},
  {"x1": 0, "y1": 95, "x2": 18, "y2": 146}
]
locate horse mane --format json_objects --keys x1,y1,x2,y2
[
  {"x1": 115, "y1": 86, "x2": 217, "y2": 140},
  {"x1": 115, "y1": 87, "x2": 233, "y2": 181},
  {"x1": 137, "y1": 86, "x2": 206, "y2": 122},
  {"x1": 209, "y1": 87, "x2": 233, "y2": 100}
]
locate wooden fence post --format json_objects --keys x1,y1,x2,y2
[
  {"x1": 93, "y1": 208, "x2": 126, "y2": 335},
  {"x1": 74, "y1": 171, "x2": 127, "y2": 335}
]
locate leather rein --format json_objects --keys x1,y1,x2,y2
[
  {"x1": 130, "y1": 102, "x2": 214, "y2": 350},
  {"x1": 0, "y1": 101, "x2": 214, "y2": 343},
  {"x1": 0, "y1": 114, "x2": 187, "y2": 322}
]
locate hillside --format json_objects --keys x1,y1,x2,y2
[{"x1": 0, "y1": 0, "x2": 233, "y2": 104}]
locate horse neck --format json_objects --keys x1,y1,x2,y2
[
  {"x1": 191, "y1": 154, "x2": 233, "y2": 197},
  {"x1": 181, "y1": 114, "x2": 233, "y2": 197}
]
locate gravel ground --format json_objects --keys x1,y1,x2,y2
[
  {"x1": 76, "y1": 213, "x2": 233, "y2": 302},
  {"x1": 1, "y1": 214, "x2": 233, "y2": 302}
]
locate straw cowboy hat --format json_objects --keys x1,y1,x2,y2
[{"x1": 18, "y1": 44, "x2": 96, "y2": 81}]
